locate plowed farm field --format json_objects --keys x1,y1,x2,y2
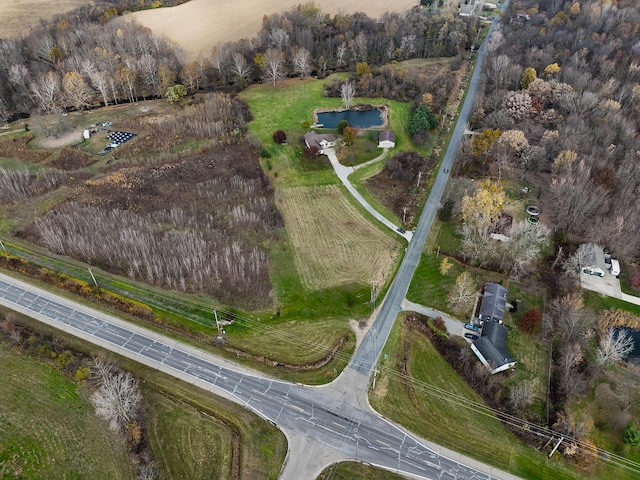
[
  {"x1": 0, "y1": 0, "x2": 86, "y2": 38},
  {"x1": 126, "y1": 0, "x2": 420, "y2": 60},
  {"x1": 278, "y1": 185, "x2": 399, "y2": 291}
]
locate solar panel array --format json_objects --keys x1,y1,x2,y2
[{"x1": 107, "y1": 131, "x2": 137, "y2": 144}]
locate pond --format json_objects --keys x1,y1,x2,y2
[
  {"x1": 316, "y1": 108, "x2": 384, "y2": 129},
  {"x1": 616, "y1": 327, "x2": 640, "y2": 359}
]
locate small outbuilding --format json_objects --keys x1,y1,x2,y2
[
  {"x1": 83, "y1": 129, "x2": 91, "y2": 140},
  {"x1": 378, "y1": 131, "x2": 396, "y2": 149}
]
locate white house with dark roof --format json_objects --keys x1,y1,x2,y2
[
  {"x1": 471, "y1": 322, "x2": 516, "y2": 374},
  {"x1": 471, "y1": 283, "x2": 516, "y2": 374},
  {"x1": 303, "y1": 131, "x2": 337, "y2": 155},
  {"x1": 378, "y1": 131, "x2": 396, "y2": 149}
]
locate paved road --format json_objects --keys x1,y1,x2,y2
[
  {"x1": 0, "y1": 271, "x2": 511, "y2": 480},
  {"x1": 347, "y1": 11, "x2": 502, "y2": 379},
  {"x1": 0, "y1": 9, "x2": 519, "y2": 480}
]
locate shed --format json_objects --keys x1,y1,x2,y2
[
  {"x1": 83, "y1": 129, "x2": 91, "y2": 140},
  {"x1": 378, "y1": 131, "x2": 396, "y2": 149}
]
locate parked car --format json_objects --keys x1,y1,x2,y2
[
  {"x1": 464, "y1": 333, "x2": 479, "y2": 340},
  {"x1": 464, "y1": 323, "x2": 478, "y2": 332},
  {"x1": 396, "y1": 227, "x2": 406, "y2": 234}
]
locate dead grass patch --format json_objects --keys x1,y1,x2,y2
[
  {"x1": 0, "y1": 0, "x2": 86, "y2": 38},
  {"x1": 278, "y1": 185, "x2": 398, "y2": 291}
]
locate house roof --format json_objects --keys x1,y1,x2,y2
[
  {"x1": 379, "y1": 131, "x2": 396, "y2": 142},
  {"x1": 479, "y1": 283, "x2": 507, "y2": 323},
  {"x1": 577, "y1": 243, "x2": 606, "y2": 271},
  {"x1": 472, "y1": 322, "x2": 515, "y2": 369},
  {"x1": 304, "y1": 131, "x2": 336, "y2": 151}
]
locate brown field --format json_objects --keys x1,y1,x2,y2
[
  {"x1": 127, "y1": 0, "x2": 420, "y2": 60},
  {"x1": 0, "y1": 0, "x2": 87, "y2": 38},
  {"x1": 278, "y1": 185, "x2": 399, "y2": 290}
]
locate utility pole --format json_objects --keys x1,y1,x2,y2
[
  {"x1": 213, "y1": 309, "x2": 221, "y2": 336},
  {"x1": 370, "y1": 280, "x2": 378, "y2": 314},
  {"x1": 88, "y1": 268, "x2": 98, "y2": 288}
]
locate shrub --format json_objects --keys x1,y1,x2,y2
[
  {"x1": 623, "y1": 423, "x2": 640, "y2": 446},
  {"x1": 438, "y1": 199, "x2": 454, "y2": 222},
  {"x1": 519, "y1": 309, "x2": 542, "y2": 335},
  {"x1": 273, "y1": 129, "x2": 287, "y2": 144},
  {"x1": 303, "y1": 146, "x2": 319, "y2": 159},
  {"x1": 337, "y1": 119, "x2": 349, "y2": 134},
  {"x1": 259, "y1": 147, "x2": 271, "y2": 158},
  {"x1": 631, "y1": 268, "x2": 640, "y2": 290}
]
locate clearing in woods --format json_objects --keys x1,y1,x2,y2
[
  {"x1": 126, "y1": 0, "x2": 421, "y2": 61},
  {"x1": 0, "y1": 345, "x2": 133, "y2": 480},
  {"x1": 278, "y1": 185, "x2": 399, "y2": 291}
]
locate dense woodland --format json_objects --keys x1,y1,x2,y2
[
  {"x1": 0, "y1": 2, "x2": 475, "y2": 120},
  {"x1": 457, "y1": 0, "x2": 640, "y2": 464},
  {"x1": 465, "y1": 0, "x2": 640, "y2": 262}
]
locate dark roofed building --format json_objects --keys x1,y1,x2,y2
[
  {"x1": 479, "y1": 283, "x2": 508, "y2": 324},
  {"x1": 303, "y1": 131, "x2": 337, "y2": 155},
  {"x1": 471, "y1": 322, "x2": 516, "y2": 374}
]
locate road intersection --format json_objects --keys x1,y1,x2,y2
[{"x1": 0, "y1": 9, "x2": 521, "y2": 480}]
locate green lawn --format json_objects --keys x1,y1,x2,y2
[
  {"x1": 370, "y1": 316, "x2": 584, "y2": 480},
  {"x1": 583, "y1": 291, "x2": 640, "y2": 317},
  {"x1": 0, "y1": 344, "x2": 134, "y2": 480},
  {"x1": 3, "y1": 312, "x2": 288, "y2": 480},
  {"x1": 316, "y1": 462, "x2": 405, "y2": 480}
]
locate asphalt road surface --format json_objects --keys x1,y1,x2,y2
[
  {"x1": 0, "y1": 272, "x2": 500, "y2": 480},
  {"x1": 349, "y1": 12, "x2": 503, "y2": 378},
  {"x1": 0, "y1": 9, "x2": 516, "y2": 480}
]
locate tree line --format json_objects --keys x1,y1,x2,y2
[{"x1": 0, "y1": 2, "x2": 478, "y2": 120}]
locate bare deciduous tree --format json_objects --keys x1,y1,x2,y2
[
  {"x1": 90, "y1": 358, "x2": 142, "y2": 432},
  {"x1": 448, "y1": 271, "x2": 477, "y2": 315},
  {"x1": 595, "y1": 328, "x2": 634, "y2": 367},
  {"x1": 262, "y1": 48, "x2": 286, "y2": 86},
  {"x1": 292, "y1": 47, "x2": 311, "y2": 78},
  {"x1": 341, "y1": 81, "x2": 355, "y2": 109}
]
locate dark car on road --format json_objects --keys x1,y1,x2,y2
[
  {"x1": 464, "y1": 323, "x2": 478, "y2": 332},
  {"x1": 464, "y1": 333, "x2": 479, "y2": 340},
  {"x1": 396, "y1": 227, "x2": 406, "y2": 234}
]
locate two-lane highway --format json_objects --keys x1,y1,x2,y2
[{"x1": 0, "y1": 272, "x2": 500, "y2": 480}]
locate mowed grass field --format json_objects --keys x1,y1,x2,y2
[
  {"x1": 0, "y1": 0, "x2": 86, "y2": 38},
  {"x1": 278, "y1": 185, "x2": 398, "y2": 291},
  {"x1": 0, "y1": 344, "x2": 133, "y2": 480},
  {"x1": 127, "y1": 0, "x2": 420, "y2": 61}
]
